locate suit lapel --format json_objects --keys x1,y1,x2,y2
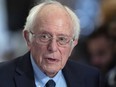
[
  {"x1": 14, "y1": 52, "x2": 36, "y2": 87},
  {"x1": 62, "y1": 60, "x2": 85, "y2": 87}
]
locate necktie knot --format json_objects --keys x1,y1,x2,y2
[{"x1": 45, "y1": 79, "x2": 56, "y2": 87}]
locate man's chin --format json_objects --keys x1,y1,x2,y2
[
  {"x1": 43, "y1": 66, "x2": 61, "y2": 77},
  {"x1": 44, "y1": 70, "x2": 58, "y2": 77}
]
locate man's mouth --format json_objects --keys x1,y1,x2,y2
[{"x1": 45, "y1": 57, "x2": 59, "y2": 63}]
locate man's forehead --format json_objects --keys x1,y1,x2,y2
[
  {"x1": 35, "y1": 21, "x2": 74, "y2": 36},
  {"x1": 37, "y1": 4, "x2": 71, "y2": 20}
]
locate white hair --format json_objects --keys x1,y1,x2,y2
[{"x1": 24, "y1": 0, "x2": 80, "y2": 39}]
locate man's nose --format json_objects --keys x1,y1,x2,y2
[{"x1": 47, "y1": 39, "x2": 58, "y2": 52}]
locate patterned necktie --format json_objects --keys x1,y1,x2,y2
[{"x1": 45, "y1": 79, "x2": 56, "y2": 87}]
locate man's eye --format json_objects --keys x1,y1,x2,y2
[
  {"x1": 37, "y1": 34, "x2": 51, "y2": 42},
  {"x1": 41, "y1": 34, "x2": 49, "y2": 39},
  {"x1": 59, "y1": 37, "x2": 68, "y2": 42}
]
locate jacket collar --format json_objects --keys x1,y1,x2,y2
[
  {"x1": 14, "y1": 52, "x2": 36, "y2": 87},
  {"x1": 63, "y1": 60, "x2": 85, "y2": 87}
]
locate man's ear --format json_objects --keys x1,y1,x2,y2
[
  {"x1": 70, "y1": 39, "x2": 78, "y2": 53},
  {"x1": 73, "y1": 39, "x2": 78, "y2": 48},
  {"x1": 69, "y1": 39, "x2": 78, "y2": 57},
  {"x1": 23, "y1": 30, "x2": 31, "y2": 47}
]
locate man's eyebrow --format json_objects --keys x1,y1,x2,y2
[
  {"x1": 57, "y1": 34, "x2": 69, "y2": 37},
  {"x1": 36, "y1": 31, "x2": 51, "y2": 34}
]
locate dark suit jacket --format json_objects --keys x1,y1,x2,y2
[{"x1": 0, "y1": 52, "x2": 103, "y2": 87}]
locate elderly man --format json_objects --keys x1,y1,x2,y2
[{"x1": 0, "y1": 1, "x2": 103, "y2": 87}]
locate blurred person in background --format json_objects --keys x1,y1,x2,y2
[
  {"x1": 86, "y1": 25, "x2": 116, "y2": 87},
  {"x1": 99, "y1": 0, "x2": 116, "y2": 86},
  {"x1": 104, "y1": 22, "x2": 116, "y2": 87},
  {"x1": 86, "y1": 26, "x2": 115, "y2": 74},
  {"x1": 0, "y1": 1, "x2": 104, "y2": 87}
]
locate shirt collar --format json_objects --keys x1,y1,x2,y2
[{"x1": 30, "y1": 55, "x2": 62, "y2": 87}]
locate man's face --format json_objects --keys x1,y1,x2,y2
[{"x1": 25, "y1": 5, "x2": 77, "y2": 77}]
